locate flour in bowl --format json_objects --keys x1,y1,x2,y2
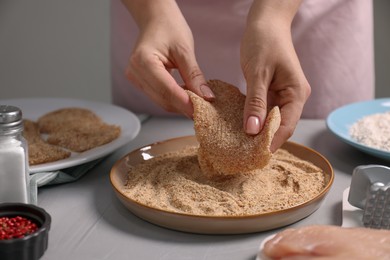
[{"x1": 349, "y1": 111, "x2": 390, "y2": 151}]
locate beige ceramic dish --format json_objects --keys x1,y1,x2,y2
[{"x1": 110, "y1": 136, "x2": 334, "y2": 234}]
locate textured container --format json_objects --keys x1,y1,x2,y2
[{"x1": 0, "y1": 203, "x2": 51, "y2": 260}]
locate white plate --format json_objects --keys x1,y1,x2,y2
[
  {"x1": 326, "y1": 98, "x2": 390, "y2": 161},
  {"x1": 0, "y1": 98, "x2": 141, "y2": 173}
]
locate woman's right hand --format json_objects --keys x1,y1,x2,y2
[
  {"x1": 122, "y1": 0, "x2": 214, "y2": 118},
  {"x1": 240, "y1": 0, "x2": 310, "y2": 151}
]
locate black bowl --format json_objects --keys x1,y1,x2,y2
[{"x1": 0, "y1": 203, "x2": 51, "y2": 260}]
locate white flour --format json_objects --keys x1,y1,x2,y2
[{"x1": 349, "y1": 111, "x2": 390, "y2": 151}]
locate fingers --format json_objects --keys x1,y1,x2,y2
[
  {"x1": 245, "y1": 79, "x2": 309, "y2": 151},
  {"x1": 126, "y1": 50, "x2": 194, "y2": 118},
  {"x1": 270, "y1": 80, "x2": 310, "y2": 151},
  {"x1": 126, "y1": 43, "x2": 214, "y2": 118},
  {"x1": 243, "y1": 70, "x2": 271, "y2": 135},
  {"x1": 269, "y1": 100, "x2": 302, "y2": 152},
  {"x1": 174, "y1": 50, "x2": 215, "y2": 101}
]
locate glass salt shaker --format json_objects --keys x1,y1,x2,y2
[{"x1": 0, "y1": 105, "x2": 30, "y2": 203}]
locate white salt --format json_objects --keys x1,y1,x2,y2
[{"x1": 0, "y1": 138, "x2": 29, "y2": 203}]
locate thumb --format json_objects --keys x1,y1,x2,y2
[
  {"x1": 244, "y1": 80, "x2": 268, "y2": 135},
  {"x1": 175, "y1": 52, "x2": 215, "y2": 101}
]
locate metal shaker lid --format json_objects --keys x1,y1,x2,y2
[{"x1": 0, "y1": 105, "x2": 23, "y2": 134}]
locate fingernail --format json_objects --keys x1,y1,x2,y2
[
  {"x1": 200, "y1": 84, "x2": 215, "y2": 100},
  {"x1": 246, "y1": 116, "x2": 260, "y2": 135}
]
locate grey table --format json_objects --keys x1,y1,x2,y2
[{"x1": 39, "y1": 117, "x2": 388, "y2": 260}]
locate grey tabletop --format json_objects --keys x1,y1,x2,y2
[{"x1": 38, "y1": 117, "x2": 388, "y2": 260}]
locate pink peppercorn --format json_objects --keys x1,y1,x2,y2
[{"x1": 0, "y1": 216, "x2": 38, "y2": 240}]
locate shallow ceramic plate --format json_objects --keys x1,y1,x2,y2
[
  {"x1": 326, "y1": 98, "x2": 390, "y2": 161},
  {"x1": 110, "y1": 136, "x2": 334, "y2": 234},
  {"x1": 0, "y1": 98, "x2": 141, "y2": 173}
]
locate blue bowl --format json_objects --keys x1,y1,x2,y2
[{"x1": 326, "y1": 98, "x2": 390, "y2": 161}]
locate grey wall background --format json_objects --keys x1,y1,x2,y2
[
  {"x1": 0, "y1": 0, "x2": 111, "y2": 102},
  {"x1": 0, "y1": 0, "x2": 389, "y2": 103}
]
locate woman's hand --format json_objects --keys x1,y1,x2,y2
[
  {"x1": 241, "y1": 0, "x2": 310, "y2": 151},
  {"x1": 122, "y1": 0, "x2": 214, "y2": 118}
]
